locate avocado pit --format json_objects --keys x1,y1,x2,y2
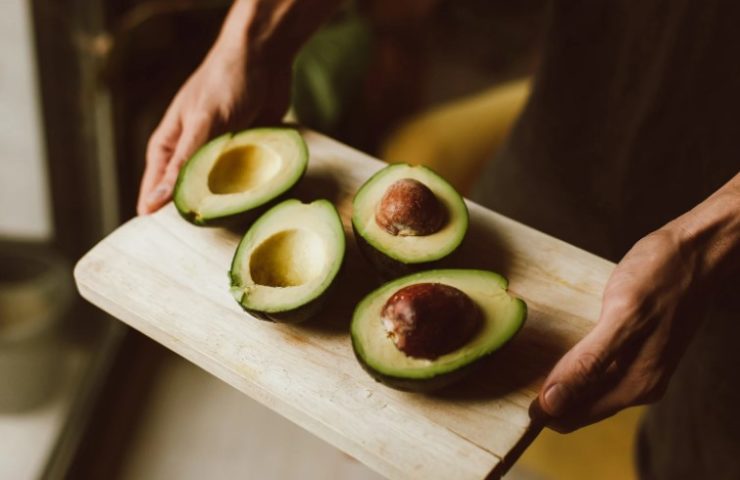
[
  {"x1": 375, "y1": 178, "x2": 446, "y2": 236},
  {"x1": 380, "y1": 282, "x2": 481, "y2": 359}
]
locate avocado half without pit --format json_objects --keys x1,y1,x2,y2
[
  {"x1": 351, "y1": 269, "x2": 526, "y2": 392},
  {"x1": 174, "y1": 128, "x2": 308, "y2": 225},
  {"x1": 229, "y1": 199, "x2": 345, "y2": 323},
  {"x1": 352, "y1": 164, "x2": 468, "y2": 277}
]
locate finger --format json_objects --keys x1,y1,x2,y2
[
  {"x1": 138, "y1": 133, "x2": 176, "y2": 215},
  {"x1": 546, "y1": 312, "x2": 673, "y2": 432},
  {"x1": 536, "y1": 326, "x2": 621, "y2": 417},
  {"x1": 535, "y1": 291, "x2": 649, "y2": 419},
  {"x1": 144, "y1": 114, "x2": 211, "y2": 213},
  {"x1": 547, "y1": 393, "x2": 623, "y2": 433},
  {"x1": 138, "y1": 115, "x2": 182, "y2": 215},
  {"x1": 546, "y1": 360, "x2": 636, "y2": 433},
  {"x1": 548, "y1": 361, "x2": 664, "y2": 433}
]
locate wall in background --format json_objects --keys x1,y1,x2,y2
[{"x1": 0, "y1": 1, "x2": 51, "y2": 240}]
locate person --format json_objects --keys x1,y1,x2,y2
[{"x1": 137, "y1": 1, "x2": 740, "y2": 477}]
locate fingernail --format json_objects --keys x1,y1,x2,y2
[
  {"x1": 146, "y1": 185, "x2": 169, "y2": 205},
  {"x1": 528, "y1": 397, "x2": 548, "y2": 421},
  {"x1": 544, "y1": 383, "x2": 568, "y2": 416}
]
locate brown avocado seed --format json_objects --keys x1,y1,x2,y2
[
  {"x1": 375, "y1": 178, "x2": 447, "y2": 236},
  {"x1": 381, "y1": 283, "x2": 482, "y2": 359}
]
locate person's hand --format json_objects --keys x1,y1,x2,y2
[
  {"x1": 136, "y1": 0, "x2": 342, "y2": 215},
  {"x1": 533, "y1": 226, "x2": 705, "y2": 432},
  {"x1": 136, "y1": 41, "x2": 291, "y2": 215}
]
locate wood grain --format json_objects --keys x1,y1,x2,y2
[{"x1": 74, "y1": 130, "x2": 614, "y2": 480}]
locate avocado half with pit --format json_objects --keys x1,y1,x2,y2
[
  {"x1": 351, "y1": 269, "x2": 526, "y2": 392},
  {"x1": 352, "y1": 164, "x2": 468, "y2": 278},
  {"x1": 174, "y1": 128, "x2": 308, "y2": 225},
  {"x1": 229, "y1": 199, "x2": 345, "y2": 323}
]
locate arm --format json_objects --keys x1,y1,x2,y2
[
  {"x1": 138, "y1": 0, "x2": 341, "y2": 215},
  {"x1": 534, "y1": 172, "x2": 740, "y2": 432}
]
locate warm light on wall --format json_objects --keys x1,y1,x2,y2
[{"x1": 0, "y1": 1, "x2": 52, "y2": 240}]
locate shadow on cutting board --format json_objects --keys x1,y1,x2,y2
[
  {"x1": 451, "y1": 212, "x2": 514, "y2": 277},
  {"x1": 295, "y1": 199, "x2": 574, "y2": 403},
  {"x1": 295, "y1": 200, "x2": 521, "y2": 337},
  {"x1": 292, "y1": 167, "x2": 345, "y2": 206},
  {"x1": 294, "y1": 234, "x2": 378, "y2": 336},
  {"x1": 430, "y1": 315, "x2": 572, "y2": 402}
]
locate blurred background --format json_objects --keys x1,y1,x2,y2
[{"x1": 1, "y1": 0, "x2": 640, "y2": 478}]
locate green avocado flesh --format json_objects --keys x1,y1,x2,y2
[
  {"x1": 174, "y1": 128, "x2": 308, "y2": 224},
  {"x1": 351, "y1": 269, "x2": 526, "y2": 391},
  {"x1": 351, "y1": 164, "x2": 468, "y2": 267},
  {"x1": 229, "y1": 199, "x2": 345, "y2": 323}
]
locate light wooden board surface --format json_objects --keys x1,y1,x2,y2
[{"x1": 74, "y1": 130, "x2": 614, "y2": 480}]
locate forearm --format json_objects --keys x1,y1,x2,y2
[
  {"x1": 665, "y1": 172, "x2": 740, "y2": 287},
  {"x1": 215, "y1": 0, "x2": 342, "y2": 61}
]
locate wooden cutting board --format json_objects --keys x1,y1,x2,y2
[{"x1": 74, "y1": 130, "x2": 614, "y2": 480}]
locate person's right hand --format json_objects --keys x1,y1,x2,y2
[
  {"x1": 137, "y1": 43, "x2": 292, "y2": 215},
  {"x1": 530, "y1": 172, "x2": 740, "y2": 432}
]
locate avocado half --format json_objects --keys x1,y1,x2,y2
[
  {"x1": 351, "y1": 164, "x2": 468, "y2": 278},
  {"x1": 229, "y1": 199, "x2": 345, "y2": 323},
  {"x1": 174, "y1": 128, "x2": 308, "y2": 225},
  {"x1": 351, "y1": 269, "x2": 526, "y2": 392}
]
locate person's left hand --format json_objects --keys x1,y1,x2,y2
[
  {"x1": 136, "y1": 45, "x2": 291, "y2": 215},
  {"x1": 533, "y1": 226, "x2": 704, "y2": 432}
]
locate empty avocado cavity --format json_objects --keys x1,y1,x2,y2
[
  {"x1": 249, "y1": 229, "x2": 326, "y2": 288},
  {"x1": 229, "y1": 199, "x2": 345, "y2": 323},
  {"x1": 208, "y1": 144, "x2": 282, "y2": 195},
  {"x1": 174, "y1": 128, "x2": 308, "y2": 225}
]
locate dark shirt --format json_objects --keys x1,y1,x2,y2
[
  {"x1": 472, "y1": 1, "x2": 740, "y2": 478},
  {"x1": 474, "y1": 0, "x2": 739, "y2": 260}
]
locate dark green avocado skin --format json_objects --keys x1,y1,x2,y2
[
  {"x1": 238, "y1": 295, "x2": 326, "y2": 324},
  {"x1": 233, "y1": 276, "x2": 340, "y2": 324},
  {"x1": 175, "y1": 188, "x2": 297, "y2": 228},
  {"x1": 174, "y1": 206, "x2": 258, "y2": 228},
  {"x1": 351, "y1": 339, "x2": 481, "y2": 393},
  {"x1": 352, "y1": 224, "x2": 456, "y2": 280}
]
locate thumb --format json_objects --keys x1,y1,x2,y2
[
  {"x1": 535, "y1": 321, "x2": 625, "y2": 419},
  {"x1": 146, "y1": 115, "x2": 210, "y2": 212}
]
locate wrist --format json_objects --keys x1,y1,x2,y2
[
  {"x1": 215, "y1": 0, "x2": 340, "y2": 66},
  {"x1": 666, "y1": 173, "x2": 740, "y2": 287},
  {"x1": 210, "y1": 1, "x2": 254, "y2": 58}
]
